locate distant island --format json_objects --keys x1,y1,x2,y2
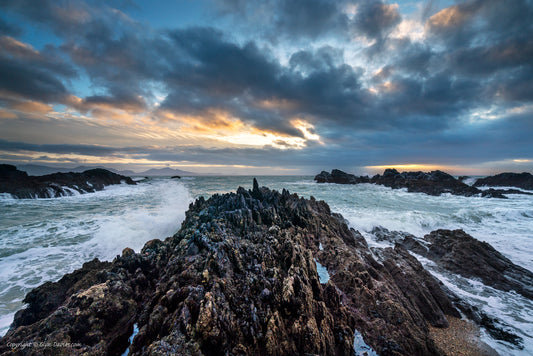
[
  {"x1": 0, "y1": 164, "x2": 136, "y2": 199},
  {"x1": 13, "y1": 164, "x2": 200, "y2": 177},
  {"x1": 315, "y1": 169, "x2": 533, "y2": 198}
]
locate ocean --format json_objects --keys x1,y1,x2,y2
[{"x1": 0, "y1": 176, "x2": 532, "y2": 355}]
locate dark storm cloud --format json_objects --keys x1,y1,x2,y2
[
  {"x1": 166, "y1": 27, "x2": 281, "y2": 96},
  {"x1": 158, "y1": 32, "x2": 375, "y2": 135},
  {"x1": 426, "y1": 0, "x2": 533, "y2": 46},
  {"x1": 213, "y1": 0, "x2": 351, "y2": 40},
  {"x1": 213, "y1": 0, "x2": 404, "y2": 41},
  {"x1": 1, "y1": 0, "x2": 533, "y2": 172},
  {"x1": 0, "y1": 56, "x2": 70, "y2": 103},
  {"x1": 275, "y1": 0, "x2": 349, "y2": 39},
  {"x1": 352, "y1": 0, "x2": 401, "y2": 39},
  {"x1": 422, "y1": 0, "x2": 533, "y2": 106},
  {"x1": 0, "y1": 0, "x2": 91, "y2": 35}
]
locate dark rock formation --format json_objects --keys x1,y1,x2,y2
[
  {"x1": 474, "y1": 172, "x2": 533, "y2": 190},
  {"x1": 0, "y1": 182, "x2": 476, "y2": 356},
  {"x1": 314, "y1": 169, "x2": 370, "y2": 184},
  {"x1": 171, "y1": 175, "x2": 181, "y2": 179},
  {"x1": 372, "y1": 226, "x2": 530, "y2": 347},
  {"x1": 372, "y1": 227, "x2": 533, "y2": 300},
  {"x1": 315, "y1": 168, "x2": 533, "y2": 198},
  {"x1": 424, "y1": 230, "x2": 533, "y2": 300},
  {"x1": 0, "y1": 164, "x2": 136, "y2": 198}
]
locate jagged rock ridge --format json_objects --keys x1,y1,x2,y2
[
  {"x1": 0, "y1": 164, "x2": 136, "y2": 199},
  {"x1": 1, "y1": 180, "x2": 497, "y2": 355}
]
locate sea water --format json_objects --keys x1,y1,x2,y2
[{"x1": 0, "y1": 176, "x2": 532, "y2": 355}]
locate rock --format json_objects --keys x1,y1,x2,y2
[
  {"x1": 1, "y1": 182, "x2": 491, "y2": 356},
  {"x1": 371, "y1": 169, "x2": 486, "y2": 197},
  {"x1": 371, "y1": 226, "x2": 528, "y2": 347},
  {"x1": 372, "y1": 227, "x2": 533, "y2": 300},
  {"x1": 474, "y1": 172, "x2": 533, "y2": 190},
  {"x1": 315, "y1": 168, "x2": 533, "y2": 198},
  {"x1": 0, "y1": 165, "x2": 136, "y2": 199},
  {"x1": 314, "y1": 169, "x2": 370, "y2": 184},
  {"x1": 423, "y1": 229, "x2": 533, "y2": 300},
  {"x1": 171, "y1": 175, "x2": 181, "y2": 179}
]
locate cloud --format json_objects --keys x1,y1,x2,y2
[
  {"x1": 0, "y1": 0, "x2": 532, "y2": 173},
  {"x1": 0, "y1": 56, "x2": 70, "y2": 103},
  {"x1": 0, "y1": 0, "x2": 91, "y2": 35},
  {"x1": 353, "y1": 1, "x2": 401, "y2": 40}
]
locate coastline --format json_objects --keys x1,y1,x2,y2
[
  {"x1": 0, "y1": 176, "x2": 532, "y2": 354},
  {"x1": 2, "y1": 180, "x2": 530, "y2": 355}
]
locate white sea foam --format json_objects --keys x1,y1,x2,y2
[
  {"x1": 0, "y1": 179, "x2": 191, "y2": 336},
  {"x1": 353, "y1": 329, "x2": 378, "y2": 356},
  {"x1": 0, "y1": 312, "x2": 16, "y2": 337}
]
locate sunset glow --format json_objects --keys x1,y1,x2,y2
[{"x1": 0, "y1": 0, "x2": 531, "y2": 174}]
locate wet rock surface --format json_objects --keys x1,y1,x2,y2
[
  {"x1": 374, "y1": 227, "x2": 533, "y2": 300},
  {"x1": 315, "y1": 169, "x2": 533, "y2": 198},
  {"x1": 372, "y1": 226, "x2": 533, "y2": 348},
  {"x1": 474, "y1": 172, "x2": 533, "y2": 190},
  {"x1": 1, "y1": 181, "x2": 500, "y2": 355},
  {"x1": 423, "y1": 230, "x2": 533, "y2": 300},
  {"x1": 0, "y1": 164, "x2": 136, "y2": 199}
]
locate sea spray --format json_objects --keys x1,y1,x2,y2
[{"x1": 0, "y1": 178, "x2": 191, "y2": 336}]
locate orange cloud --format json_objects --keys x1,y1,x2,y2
[
  {"x1": 10, "y1": 100, "x2": 53, "y2": 114},
  {"x1": 0, "y1": 36, "x2": 40, "y2": 59},
  {"x1": 255, "y1": 98, "x2": 299, "y2": 111},
  {"x1": 65, "y1": 95, "x2": 146, "y2": 114},
  {"x1": 426, "y1": 6, "x2": 470, "y2": 30},
  {"x1": 0, "y1": 108, "x2": 17, "y2": 119},
  {"x1": 155, "y1": 108, "x2": 323, "y2": 149}
]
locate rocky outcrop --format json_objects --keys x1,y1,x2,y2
[
  {"x1": 372, "y1": 227, "x2": 530, "y2": 347},
  {"x1": 0, "y1": 164, "x2": 136, "y2": 198},
  {"x1": 0, "y1": 180, "x2": 484, "y2": 356},
  {"x1": 372, "y1": 227, "x2": 533, "y2": 300},
  {"x1": 315, "y1": 168, "x2": 533, "y2": 198},
  {"x1": 314, "y1": 169, "x2": 370, "y2": 184},
  {"x1": 474, "y1": 172, "x2": 533, "y2": 190}
]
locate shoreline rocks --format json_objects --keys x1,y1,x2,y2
[
  {"x1": 372, "y1": 227, "x2": 533, "y2": 300},
  {"x1": 474, "y1": 172, "x2": 533, "y2": 190},
  {"x1": 0, "y1": 164, "x2": 136, "y2": 199},
  {"x1": 315, "y1": 169, "x2": 533, "y2": 198},
  {"x1": 0, "y1": 181, "x2": 506, "y2": 355}
]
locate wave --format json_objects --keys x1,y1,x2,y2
[{"x1": 0, "y1": 179, "x2": 192, "y2": 336}]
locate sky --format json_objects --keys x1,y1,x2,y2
[{"x1": 0, "y1": 0, "x2": 532, "y2": 175}]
